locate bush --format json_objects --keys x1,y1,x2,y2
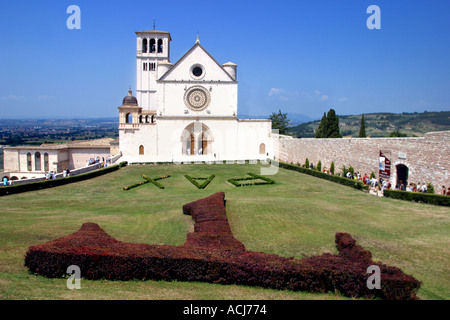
[
  {"x1": 383, "y1": 189, "x2": 450, "y2": 207},
  {"x1": 317, "y1": 160, "x2": 322, "y2": 172},
  {"x1": 184, "y1": 174, "x2": 215, "y2": 189},
  {"x1": 276, "y1": 161, "x2": 368, "y2": 191},
  {"x1": 25, "y1": 192, "x2": 420, "y2": 299},
  {"x1": 141, "y1": 174, "x2": 170, "y2": 189},
  {"x1": 228, "y1": 173, "x2": 275, "y2": 187},
  {"x1": 0, "y1": 163, "x2": 124, "y2": 196},
  {"x1": 123, "y1": 174, "x2": 171, "y2": 191},
  {"x1": 330, "y1": 161, "x2": 335, "y2": 175}
]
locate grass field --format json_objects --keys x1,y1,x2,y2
[{"x1": 0, "y1": 163, "x2": 449, "y2": 300}]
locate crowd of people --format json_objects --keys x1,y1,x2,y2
[{"x1": 88, "y1": 156, "x2": 112, "y2": 167}]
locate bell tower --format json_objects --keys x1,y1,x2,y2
[{"x1": 135, "y1": 30, "x2": 172, "y2": 112}]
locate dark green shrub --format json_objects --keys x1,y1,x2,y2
[
  {"x1": 0, "y1": 164, "x2": 122, "y2": 196},
  {"x1": 330, "y1": 161, "x2": 335, "y2": 175},
  {"x1": 141, "y1": 174, "x2": 170, "y2": 189},
  {"x1": 383, "y1": 189, "x2": 449, "y2": 207},
  {"x1": 277, "y1": 161, "x2": 368, "y2": 191},
  {"x1": 185, "y1": 174, "x2": 215, "y2": 189},
  {"x1": 228, "y1": 173, "x2": 275, "y2": 187}
]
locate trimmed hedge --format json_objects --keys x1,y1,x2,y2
[
  {"x1": 124, "y1": 174, "x2": 171, "y2": 190},
  {"x1": 184, "y1": 174, "x2": 215, "y2": 189},
  {"x1": 384, "y1": 189, "x2": 450, "y2": 207},
  {"x1": 276, "y1": 161, "x2": 368, "y2": 191},
  {"x1": 24, "y1": 192, "x2": 421, "y2": 299},
  {"x1": 0, "y1": 163, "x2": 126, "y2": 196},
  {"x1": 142, "y1": 174, "x2": 171, "y2": 189},
  {"x1": 228, "y1": 173, "x2": 275, "y2": 187}
]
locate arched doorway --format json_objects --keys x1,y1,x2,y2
[
  {"x1": 396, "y1": 164, "x2": 409, "y2": 190},
  {"x1": 139, "y1": 145, "x2": 144, "y2": 155},
  {"x1": 181, "y1": 122, "x2": 213, "y2": 156}
]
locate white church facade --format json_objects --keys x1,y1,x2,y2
[{"x1": 118, "y1": 30, "x2": 273, "y2": 163}]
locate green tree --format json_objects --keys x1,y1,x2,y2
[
  {"x1": 326, "y1": 109, "x2": 342, "y2": 138},
  {"x1": 269, "y1": 109, "x2": 290, "y2": 135},
  {"x1": 341, "y1": 164, "x2": 348, "y2": 177},
  {"x1": 315, "y1": 109, "x2": 342, "y2": 138},
  {"x1": 330, "y1": 161, "x2": 335, "y2": 175},
  {"x1": 348, "y1": 165, "x2": 354, "y2": 177},
  {"x1": 359, "y1": 114, "x2": 366, "y2": 138},
  {"x1": 315, "y1": 112, "x2": 328, "y2": 138},
  {"x1": 388, "y1": 130, "x2": 407, "y2": 137},
  {"x1": 316, "y1": 160, "x2": 322, "y2": 172},
  {"x1": 426, "y1": 182, "x2": 435, "y2": 194},
  {"x1": 304, "y1": 158, "x2": 309, "y2": 169}
]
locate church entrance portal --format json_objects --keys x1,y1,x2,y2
[
  {"x1": 396, "y1": 164, "x2": 409, "y2": 190},
  {"x1": 182, "y1": 122, "x2": 213, "y2": 156}
]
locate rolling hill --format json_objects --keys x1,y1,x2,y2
[{"x1": 288, "y1": 111, "x2": 450, "y2": 138}]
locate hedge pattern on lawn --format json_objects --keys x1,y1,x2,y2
[
  {"x1": 228, "y1": 173, "x2": 276, "y2": 187},
  {"x1": 24, "y1": 192, "x2": 421, "y2": 299},
  {"x1": 184, "y1": 174, "x2": 215, "y2": 189},
  {"x1": 123, "y1": 174, "x2": 171, "y2": 190},
  {"x1": 384, "y1": 189, "x2": 450, "y2": 207}
]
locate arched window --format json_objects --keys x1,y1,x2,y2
[
  {"x1": 27, "y1": 153, "x2": 32, "y2": 171},
  {"x1": 259, "y1": 143, "x2": 266, "y2": 155},
  {"x1": 151, "y1": 115, "x2": 155, "y2": 123},
  {"x1": 150, "y1": 38, "x2": 156, "y2": 53},
  {"x1": 142, "y1": 38, "x2": 148, "y2": 53},
  {"x1": 44, "y1": 153, "x2": 49, "y2": 172},
  {"x1": 139, "y1": 145, "x2": 144, "y2": 155},
  {"x1": 157, "y1": 39, "x2": 163, "y2": 53},
  {"x1": 125, "y1": 113, "x2": 132, "y2": 124},
  {"x1": 35, "y1": 152, "x2": 41, "y2": 171},
  {"x1": 139, "y1": 115, "x2": 143, "y2": 123}
]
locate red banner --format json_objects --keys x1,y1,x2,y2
[{"x1": 379, "y1": 151, "x2": 391, "y2": 179}]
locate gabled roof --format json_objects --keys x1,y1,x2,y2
[{"x1": 158, "y1": 42, "x2": 236, "y2": 82}]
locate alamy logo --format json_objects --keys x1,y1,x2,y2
[
  {"x1": 366, "y1": 5, "x2": 381, "y2": 30},
  {"x1": 66, "y1": 5, "x2": 81, "y2": 30},
  {"x1": 66, "y1": 265, "x2": 81, "y2": 289},
  {"x1": 366, "y1": 265, "x2": 381, "y2": 289}
]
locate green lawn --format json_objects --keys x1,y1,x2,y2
[{"x1": 0, "y1": 163, "x2": 448, "y2": 300}]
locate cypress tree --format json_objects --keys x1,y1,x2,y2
[
  {"x1": 326, "y1": 109, "x2": 342, "y2": 138},
  {"x1": 315, "y1": 112, "x2": 327, "y2": 138},
  {"x1": 359, "y1": 114, "x2": 366, "y2": 138}
]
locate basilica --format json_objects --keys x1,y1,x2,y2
[{"x1": 118, "y1": 29, "x2": 273, "y2": 163}]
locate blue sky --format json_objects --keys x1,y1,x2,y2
[{"x1": 0, "y1": 0, "x2": 449, "y2": 122}]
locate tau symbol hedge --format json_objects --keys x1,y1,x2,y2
[{"x1": 24, "y1": 192, "x2": 421, "y2": 299}]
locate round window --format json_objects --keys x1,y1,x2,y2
[
  {"x1": 192, "y1": 66, "x2": 203, "y2": 77},
  {"x1": 184, "y1": 86, "x2": 210, "y2": 111}
]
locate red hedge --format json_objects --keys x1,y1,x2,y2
[{"x1": 24, "y1": 192, "x2": 421, "y2": 299}]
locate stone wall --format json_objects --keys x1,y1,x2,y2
[{"x1": 275, "y1": 131, "x2": 450, "y2": 193}]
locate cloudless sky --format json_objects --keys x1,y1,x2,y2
[{"x1": 0, "y1": 0, "x2": 449, "y2": 121}]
